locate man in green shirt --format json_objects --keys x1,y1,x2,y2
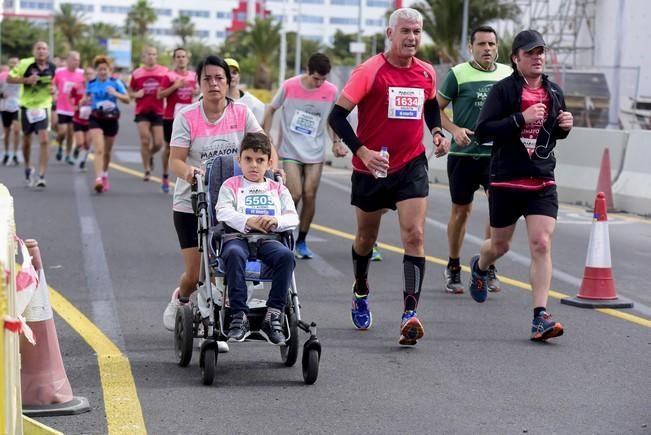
[
  {"x1": 437, "y1": 26, "x2": 511, "y2": 294},
  {"x1": 8, "y1": 41, "x2": 57, "y2": 188}
]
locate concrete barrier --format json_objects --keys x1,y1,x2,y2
[{"x1": 612, "y1": 130, "x2": 651, "y2": 216}]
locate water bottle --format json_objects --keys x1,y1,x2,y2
[{"x1": 376, "y1": 146, "x2": 389, "y2": 178}]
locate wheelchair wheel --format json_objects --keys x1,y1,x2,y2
[
  {"x1": 200, "y1": 347, "x2": 216, "y2": 386},
  {"x1": 280, "y1": 310, "x2": 299, "y2": 367},
  {"x1": 175, "y1": 304, "x2": 194, "y2": 367},
  {"x1": 302, "y1": 348, "x2": 319, "y2": 385}
]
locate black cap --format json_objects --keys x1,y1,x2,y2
[{"x1": 512, "y1": 29, "x2": 546, "y2": 53}]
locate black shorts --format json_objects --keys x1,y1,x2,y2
[
  {"x1": 351, "y1": 153, "x2": 429, "y2": 212},
  {"x1": 134, "y1": 112, "x2": 163, "y2": 126},
  {"x1": 163, "y1": 119, "x2": 174, "y2": 144},
  {"x1": 489, "y1": 185, "x2": 558, "y2": 228},
  {"x1": 20, "y1": 107, "x2": 49, "y2": 134},
  {"x1": 447, "y1": 155, "x2": 490, "y2": 205},
  {"x1": 173, "y1": 211, "x2": 198, "y2": 249},
  {"x1": 89, "y1": 116, "x2": 119, "y2": 137},
  {"x1": 73, "y1": 122, "x2": 89, "y2": 132},
  {"x1": 57, "y1": 114, "x2": 73, "y2": 124},
  {"x1": 1, "y1": 111, "x2": 18, "y2": 128}
]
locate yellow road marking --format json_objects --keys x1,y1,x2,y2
[
  {"x1": 310, "y1": 224, "x2": 651, "y2": 328},
  {"x1": 48, "y1": 286, "x2": 146, "y2": 434}
]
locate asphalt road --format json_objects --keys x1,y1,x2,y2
[{"x1": 1, "y1": 104, "x2": 650, "y2": 435}]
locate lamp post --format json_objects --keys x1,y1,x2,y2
[{"x1": 294, "y1": 0, "x2": 302, "y2": 75}]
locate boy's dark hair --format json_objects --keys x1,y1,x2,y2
[
  {"x1": 196, "y1": 55, "x2": 231, "y2": 85},
  {"x1": 307, "y1": 53, "x2": 331, "y2": 76},
  {"x1": 470, "y1": 25, "x2": 498, "y2": 44},
  {"x1": 240, "y1": 132, "x2": 272, "y2": 158}
]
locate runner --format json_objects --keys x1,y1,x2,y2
[
  {"x1": 328, "y1": 8, "x2": 449, "y2": 345},
  {"x1": 158, "y1": 47, "x2": 198, "y2": 193},
  {"x1": 53, "y1": 51, "x2": 85, "y2": 164},
  {"x1": 164, "y1": 56, "x2": 279, "y2": 354},
  {"x1": 85, "y1": 55, "x2": 130, "y2": 193},
  {"x1": 0, "y1": 57, "x2": 21, "y2": 166},
  {"x1": 437, "y1": 25, "x2": 511, "y2": 294},
  {"x1": 470, "y1": 29, "x2": 573, "y2": 341},
  {"x1": 68, "y1": 67, "x2": 94, "y2": 172},
  {"x1": 129, "y1": 46, "x2": 167, "y2": 181},
  {"x1": 263, "y1": 52, "x2": 344, "y2": 259},
  {"x1": 224, "y1": 58, "x2": 266, "y2": 125},
  {"x1": 7, "y1": 41, "x2": 57, "y2": 188}
]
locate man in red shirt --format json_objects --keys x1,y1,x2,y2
[
  {"x1": 129, "y1": 46, "x2": 168, "y2": 181},
  {"x1": 157, "y1": 47, "x2": 198, "y2": 193},
  {"x1": 329, "y1": 8, "x2": 449, "y2": 346}
]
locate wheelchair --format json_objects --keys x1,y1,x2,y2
[{"x1": 174, "y1": 155, "x2": 321, "y2": 385}]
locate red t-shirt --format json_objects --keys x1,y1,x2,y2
[
  {"x1": 341, "y1": 53, "x2": 437, "y2": 174},
  {"x1": 129, "y1": 65, "x2": 168, "y2": 115},
  {"x1": 70, "y1": 84, "x2": 91, "y2": 126},
  {"x1": 160, "y1": 69, "x2": 197, "y2": 120}
]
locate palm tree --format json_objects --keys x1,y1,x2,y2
[
  {"x1": 411, "y1": 0, "x2": 519, "y2": 63},
  {"x1": 126, "y1": 0, "x2": 157, "y2": 39},
  {"x1": 172, "y1": 15, "x2": 195, "y2": 46},
  {"x1": 88, "y1": 23, "x2": 120, "y2": 41},
  {"x1": 242, "y1": 18, "x2": 281, "y2": 89},
  {"x1": 55, "y1": 3, "x2": 88, "y2": 49}
]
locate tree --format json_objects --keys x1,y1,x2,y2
[
  {"x1": 226, "y1": 18, "x2": 280, "y2": 89},
  {"x1": 55, "y1": 3, "x2": 88, "y2": 49},
  {"x1": 0, "y1": 19, "x2": 49, "y2": 60},
  {"x1": 126, "y1": 0, "x2": 157, "y2": 39},
  {"x1": 172, "y1": 15, "x2": 195, "y2": 46},
  {"x1": 411, "y1": 0, "x2": 519, "y2": 63},
  {"x1": 285, "y1": 33, "x2": 325, "y2": 78}
]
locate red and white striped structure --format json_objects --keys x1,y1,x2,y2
[{"x1": 561, "y1": 192, "x2": 633, "y2": 309}]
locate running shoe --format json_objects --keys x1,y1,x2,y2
[
  {"x1": 227, "y1": 312, "x2": 250, "y2": 342},
  {"x1": 531, "y1": 311, "x2": 564, "y2": 342},
  {"x1": 163, "y1": 287, "x2": 182, "y2": 331},
  {"x1": 351, "y1": 291, "x2": 372, "y2": 330},
  {"x1": 260, "y1": 311, "x2": 286, "y2": 345},
  {"x1": 65, "y1": 155, "x2": 74, "y2": 166},
  {"x1": 468, "y1": 255, "x2": 488, "y2": 303},
  {"x1": 2, "y1": 155, "x2": 8, "y2": 165},
  {"x1": 72, "y1": 146, "x2": 80, "y2": 159},
  {"x1": 143, "y1": 170, "x2": 151, "y2": 182},
  {"x1": 371, "y1": 243, "x2": 383, "y2": 261},
  {"x1": 487, "y1": 265, "x2": 501, "y2": 293},
  {"x1": 94, "y1": 177, "x2": 104, "y2": 193},
  {"x1": 294, "y1": 240, "x2": 313, "y2": 259},
  {"x1": 35, "y1": 177, "x2": 47, "y2": 189},
  {"x1": 161, "y1": 176, "x2": 170, "y2": 194},
  {"x1": 444, "y1": 265, "x2": 464, "y2": 294},
  {"x1": 102, "y1": 175, "x2": 110, "y2": 193},
  {"x1": 78, "y1": 160, "x2": 87, "y2": 172},
  {"x1": 55, "y1": 146, "x2": 63, "y2": 161},
  {"x1": 24, "y1": 167, "x2": 34, "y2": 187},
  {"x1": 399, "y1": 310, "x2": 424, "y2": 346},
  {"x1": 12, "y1": 155, "x2": 19, "y2": 166}
]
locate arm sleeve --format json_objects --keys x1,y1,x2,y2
[
  {"x1": 274, "y1": 185, "x2": 299, "y2": 233},
  {"x1": 328, "y1": 104, "x2": 363, "y2": 155},
  {"x1": 215, "y1": 184, "x2": 249, "y2": 233},
  {"x1": 424, "y1": 97, "x2": 442, "y2": 131},
  {"x1": 475, "y1": 83, "x2": 524, "y2": 144},
  {"x1": 170, "y1": 113, "x2": 191, "y2": 148}
]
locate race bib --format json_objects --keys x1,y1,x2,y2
[
  {"x1": 174, "y1": 103, "x2": 189, "y2": 117},
  {"x1": 63, "y1": 81, "x2": 75, "y2": 94},
  {"x1": 388, "y1": 87, "x2": 424, "y2": 120},
  {"x1": 26, "y1": 108, "x2": 47, "y2": 124},
  {"x1": 289, "y1": 110, "x2": 320, "y2": 137},
  {"x1": 79, "y1": 106, "x2": 91, "y2": 120},
  {"x1": 237, "y1": 185, "x2": 279, "y2": 217}
]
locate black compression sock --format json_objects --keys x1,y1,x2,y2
[
  {"x1": 403, "y1": 255, "x2": 425, "y2": 311},
  {"x1": 448, "y1": 257, "x2": 460, "y2": 269},
  {"x1": 534, "y1": 306, "x2": 546, "y2": 319},
  {"x1": 297, "y1": 231, "x2": 307, "y2": 243},
  {"x1": 352, "y1": 246, "x2": 372, "y2": 295}
]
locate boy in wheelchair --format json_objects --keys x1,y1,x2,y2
[{"x1": 215, "y1": 132, "x2": 299, "y2": 344}]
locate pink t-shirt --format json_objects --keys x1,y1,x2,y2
[
  {"x1": 342, "y1": 54, "x2": 437, "y2": 174},
  {"x1": 160, "y1": 70, "x2": 197, "y2": 120},
  {"x1": 53, "y1": 67, "x2": 85, "y2": 116},
  {"x1": 130, "y1": 65, "x2": 168, "y2": 115}
]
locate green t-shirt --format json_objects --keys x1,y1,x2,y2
[
  {"x1": 439, "y1": 62, "x2": 512, "y2": 156},
  {"x1": 9, "y1": 57, "x2": 56, "y2": 109}
]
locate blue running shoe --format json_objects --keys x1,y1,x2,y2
[
  {"x1": 294, "y1": 240, "x2": 313, "y2": 259},
  {"x1": 468, "y1": 255, "x2": 488, "y2": 303},
  {"x1": 531, "y1": 311, "x2": 564, "y2": 342},
  {"x1": 55, "y1": 146, "x2": 63, "y2": 161},
  {"x1": 351, "y1": 292, "x2": 372, "y2": 330},
  {"x1": 371, "y1": 243, "x2": 382, "y2": 261},
  {"x1": 399, "y1": 310, "x2": 424, "y2": 345}
]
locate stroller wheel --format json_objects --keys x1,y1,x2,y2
[
  {"x1": 302, "y1": 348, "x2": 319, "y2": 385},
  {"x1": 280, "y1": 310, "x2": 299, "y2": 367},
  {"x1": 175, "y1": 304, "x2": 194, "y2": 367},
  {"x1": 200, "y1": 347, "x2": 216, "y2": 386}
]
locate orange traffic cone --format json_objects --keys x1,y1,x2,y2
[
  {"x1": 20, "y1": 238, "x2": 90, "y2": 417},
  {"x1": 561, "y1": 193, "x2": 633, "y2": 309}
]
